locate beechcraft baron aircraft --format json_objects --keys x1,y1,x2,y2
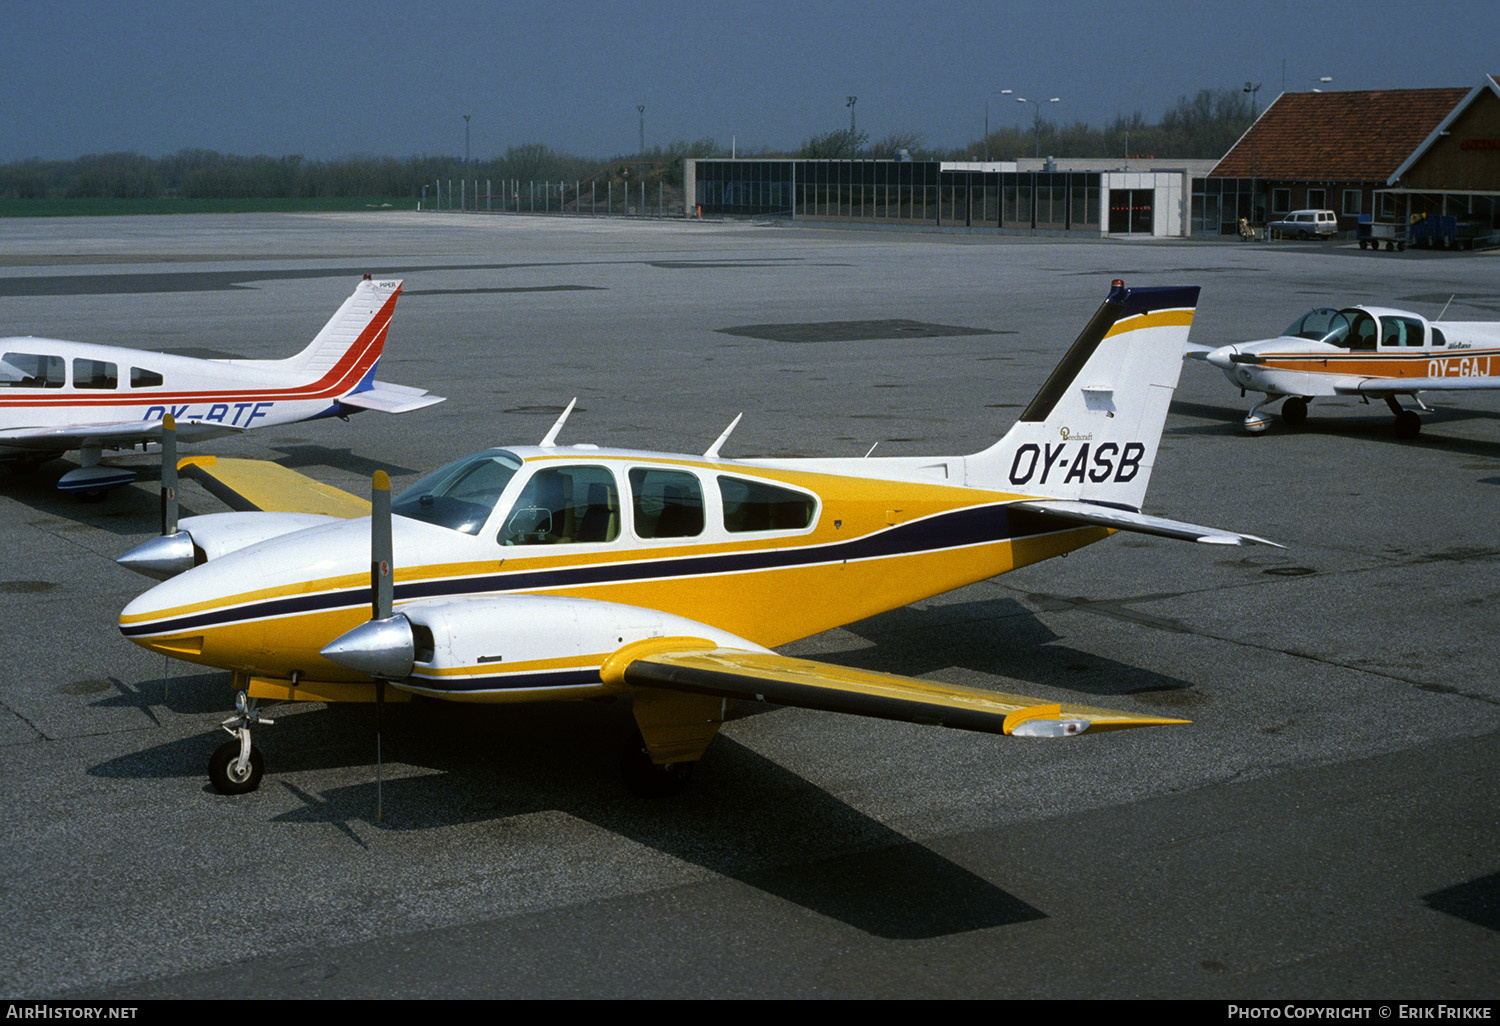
[
  {"x1": 117, "y1": 281, "x2": 1277, "y2": 798},
  {"x1": 1193, "y1": 304, "x2": 1500, "y2": 438},
  {"x1": 0, "y1": 277, "x2": 440, "y2": 494}
]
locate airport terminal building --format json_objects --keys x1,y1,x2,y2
[
  {"x1": 682, "y1": 75, "x2": 1500, "y2": 242},
  {"x1": 683, "y1": 158, "x2": 1202, "y2": 238}
]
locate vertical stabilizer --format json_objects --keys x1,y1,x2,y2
[
  {"x1": 964, "y1": 282, "x2": 1199, "y2": 511},
  {"x1": 279, "y1": 278, "x2": 403, "y2": 383}
]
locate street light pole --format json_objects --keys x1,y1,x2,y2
[
  {"x1": 463, "y1": 114, "x2": 471, "y2": 164},
  {"x1": 1015, "y1": 96, "x2": 1060, "y2": 159},
  {"x1": 984, "y1": 89, "x2": 1012, "y2": 162}
]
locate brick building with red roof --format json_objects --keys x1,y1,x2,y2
[{"x1": 1201, "y1": 78, "x2": 1500, "y2": 241}]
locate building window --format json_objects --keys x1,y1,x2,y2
[
  {"x1": 1271, "y1": 189, "x2": 1291, "y2": 214},
  {"x1": 1342, "y1": 189, "x2": 1362, "y2": 216},
  {"x1": 1306, "y1": 188, "x2": 1327, "y2": 209}
]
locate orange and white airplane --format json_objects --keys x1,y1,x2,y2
[
  {"x1": 1195, "y1": 304, "x2": 1500, "y2": 437},
  {"x1": 0, "y1": 277, "x2": 441, "y2": 494},
  {"x1": 117, "y1": 281, "x2": 1276, "y2": 798}
]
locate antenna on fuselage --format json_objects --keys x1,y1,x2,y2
[
  {"x1": 1436, "y1": 294, "x2": 1455, "y2": 321},
  {"x1": 539, "y1": 398, "x2": 577, "y2": 448},
  {"x1": 703, "y1": 413, "x2": 742, "y2": 459}
]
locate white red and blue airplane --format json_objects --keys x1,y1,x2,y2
[
  {"x1": 0, "y1": 277, "x2": 441, "y2": 494},
  {"x1": 1193, "y1": 304, "x2": 1500, "y2": 438},
  {"x1": 117, "y1": 281, "x2": 1277, "y2": 799}
]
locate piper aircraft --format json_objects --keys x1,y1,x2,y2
[
  {"x1": 0, "y1": 277, "x2": 441, "y2": 494},
  {"x1": 117, "y1": 281, "x2": 1277, "y2": 799},
  {"x1": 1194, "y1": 304, "x2": 1500, "y2": 437}
]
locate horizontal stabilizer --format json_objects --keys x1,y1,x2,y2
[
  {"x1": 180, "y1": 456, "x2": 370, "y2": 517},
  {"x1": 339, "y1": 380, "x2": 446, "y2": 415},
  {"x1": 616, "y1": 646, "x2": 1187, "y2": 736},
  {"x1": 1011, "y1": 498, "x2": 1282, "y2": 547}
]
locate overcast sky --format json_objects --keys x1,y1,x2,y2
[{"x1": 3, "y1": 0, "x2": 1496, "y2": 163}]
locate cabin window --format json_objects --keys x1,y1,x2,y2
[
  {"x1": 73, "y1": 358, "x2": 118, "y2": 389},
  {"x1": 1379, "y1": 316, "x2": 1424, "y2": 348},
  {"x1": 131, "y1": 367, "x2": 164, "y2": 387},
  {"x1": 629, "y1": 468, "x2": 704, "y2": 539},
  {"x1": 718, "y1": 476, "x2": 816, "y2": 532},
  {"x1": 499, "y1": 465, "x2": 619, "y2": 546},
  {"x1": 394, "y1": 450, "x2": 522, "y2": 535},
  {"x1": 0, "y1": 352, "x2": 64, "y2": 388},
  {"x1": 1346, "y1": 311, "x2": 1378, "y2": 351}
]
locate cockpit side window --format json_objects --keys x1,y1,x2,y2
[
  {"x1": 630, "y1": 468, "x2": 704, "y2": 540},
  {"x1": 394, "y1": 450, "x2": 522, "y2": 535},
  {"x1": 0, "y1": 352, "x2": 64, "y2": 388},
  {"x1": 1346, "y1": 311, "x2": 1378, "y2": 351},
  {"x1": 499, "y1": 465, "x2": 619, "y2": 546}
]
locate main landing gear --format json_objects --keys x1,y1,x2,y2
[
  {"x1": 208, "y1": 689, "x2": 273, "y2": 794},
  {"x1": 1243, "y1": 394, "x2": 1423, "y2": 438}
]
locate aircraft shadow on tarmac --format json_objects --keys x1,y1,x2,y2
[
  {"x1": 84, "y1": 597, "x2": 1210, "y2": 938},
  {"x1": 89, "y1": 694, "x2": 1044, "y2": 939}
]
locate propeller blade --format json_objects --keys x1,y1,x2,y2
[
  {"x1": 370, "y1": 470, "x2": 393, "y2": 824},
  {"x1": 160, "y1": 414, "x2": 178, "y2": 536},
  {"x1": 371, "y1": 470, "x2": 393, "y2": 621}
]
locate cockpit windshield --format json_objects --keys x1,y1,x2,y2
[
  {"x1": 393, "y1": 450, "x2": 522, "y2": 534},
  {"x1": 1282, "y1": 307, "x2": 1355, "y2": 346}
]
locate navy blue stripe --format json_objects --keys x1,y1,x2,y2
[
  {"x1": 405, "y1": 667, "x2": 601, "y2": 693},
  {"x1": 122, "y1": 503, "x2": 1066, "y2": 639}
]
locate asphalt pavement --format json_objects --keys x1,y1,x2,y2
[{"x1": 0, "y1": 213, "x2": 1496, "y2": 999}]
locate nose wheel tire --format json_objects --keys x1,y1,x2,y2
[{"x1": 208, "y1": 740, "x2": 264, "y2": 795}]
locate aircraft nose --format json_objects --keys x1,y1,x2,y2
[{"x1": 1203, "y1": 345, "x2": 1238, "y2": 370}]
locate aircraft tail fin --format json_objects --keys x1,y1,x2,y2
[
  {"x1": 965, "y1": 281, "x2": 1199, "y2": 511},
  {"x1": 281, "y1": 277, "x2": 403, "y2": 386}
]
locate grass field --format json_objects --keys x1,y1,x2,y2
[{"x1": 0, "y1": 196, "x2": 416, "y2": 217}]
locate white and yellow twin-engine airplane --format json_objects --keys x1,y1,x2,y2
[
  {"x1": 1195, "y1": 304, "x2": 1500, "y2": 438},
  {"x1": 0, "y1": 277, "x2": 441, "y2": 495},
  {"x1": 118, "y1": 281, "x2": 1277, "y2": 798}
]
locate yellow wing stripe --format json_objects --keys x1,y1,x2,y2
[
  {"x1": 181, "y1": 456, "x2": 371, "y2": 517},
  {"x1": 619, "y1": 648, "x2": 1187, "y2": 734}
]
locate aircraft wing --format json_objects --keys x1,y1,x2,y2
[
  {"x1": 0, "y1": 418, "x2": 240, "y2": 452},
  {"x1": 612, "y1": 645, "x2": 1187, "y2": 737},
  {"x1": 338, "y1": 381, "x2": 445, "y2": 415},
  {"x1": 180, "y1": 456, "x2": 370, "y2": 517},
  {"x1": 1334, "y1": 377, "x2": 1500, "y2": 396},
  {"x1": 1009, "y1": 498, "x2": 1282, "y2": 547}
]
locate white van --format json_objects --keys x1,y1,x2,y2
[{"x1": 1269, "y1": 209, "x2": 1338, "y2": 240}]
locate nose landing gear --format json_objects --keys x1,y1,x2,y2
[{"x1": 208, "y1": 689, "x2": 274, "y2": 795}]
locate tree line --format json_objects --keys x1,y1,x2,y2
[{"x1": 0, "y1": 89, "x2": 1254, "y2": 201}]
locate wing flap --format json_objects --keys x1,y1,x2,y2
[
  {"x1": 1011, "y1": 498, "x2": 1282, "y2": 547},
  {"x1": 180, "y1": 456, "x2": 370, "y2": 516},
  {"x1": 617, "y1": 647, "x2": 1186, "y2": 736},
  {"x1": 339, "y1": 381, "x2": 445, "y2": 414}
]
